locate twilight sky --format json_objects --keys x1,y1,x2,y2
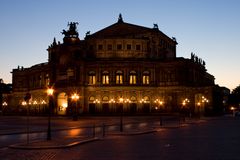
[{"x1": 0, "y1": 0, "x2": 239, "y2": 90}]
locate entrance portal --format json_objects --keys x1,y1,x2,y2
[
  {"x1": 130, "y1": 103, "x2": 137, "y2": 114},
  {"x1": 102, "y1": 103, "x2": 110, "y2": 114},
  {"x1": 89, "y1": 103, "x2": 96, "y2": 114},
  {"x1": 57, "y1": 92, "x2": 68, "y2": 115}
]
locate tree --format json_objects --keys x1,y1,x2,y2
[
  {"x1": 0, "y1": 79, "x2": 3, "y2": 111},
  {"x1": 228, "y1": 85, "x2": 240, "y2": 107},
  {"x1": 232, "y1": 85, "x2": 240, "y2": 95},
  {"x1": 0, "y1": 79, "x2": 12, "y2": 112}
]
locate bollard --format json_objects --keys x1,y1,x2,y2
[
  {"x1": 27, "y1": 103, "x2": 30, "y2": 145},
  {"x1": 160, "y1": 116, "x2": 163, "y2": 126},
  {"x1": 92, "y1": 124, "x2": 95, "y2": 137},
  {"x1": 179, "y1": 115, "x2": 181, "y2": 126},
  {"x1": 120, "y1": 114, "x2": 123, "y2": 132},
  {"x1": 102, "y1": 123, "x2": 105, "y2": 137}
]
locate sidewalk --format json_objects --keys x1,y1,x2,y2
[
  {"x1": 8, "y1": 137, "x2": 99, "y2": 150},
  {"x1": 0, "y1": 115, "x2": 211, "y2": 151},
  {"x1": 2, "y1": 116, "x2": 239, "y2": 160},
  {"x1": 7, "y1": 130, "x2": 158, "y2": 150},
  {"x1": 6, "y1": 117, "x2": 207, "y2": 150}
]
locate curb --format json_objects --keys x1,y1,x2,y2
[
  {"x1": 8, "y1": 137, "x2": 99, "y2": 150},
  {"x1": 108, "y1": 129, "x2": 157, "y2": 136},
  {"x1": 160, "y1": 124, "x2": 188, "y2": 129}
]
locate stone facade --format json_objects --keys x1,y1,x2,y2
[{"x1": 10, "y1": 15, "x2": 216, "y2": 115}]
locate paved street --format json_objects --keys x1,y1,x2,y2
[
  {"x1": 0, "y1": 115, "x2": 179, "y2": 148},
  {"x1": 0, "y1": 116, "x2": 240, "y2": 160}
]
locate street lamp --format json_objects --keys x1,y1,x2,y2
[
  {"x1": 182, "y1": 98, "x2": 190, "y2": 115},
  {"x1": 230, "y1": 106, "x2": 236, "y2": 117},
  {"x1": 154, "y1": 99, "x2": 164, "y2": 112},
  {"x1": 154, "y1": 99, "x2": 164, "y2": 125},
  {"x1": 181, "y1": 98, "x2": 190, "y2": 121},
  {"x1": 2, "y1": 101, "x2": 8, "y2": 112},
  {"x1": 47, "y1": 87, "x2": 54, "y2": 140},
  {"x1": 71, "y1": 93, "x2": 79, "y2": 121},
  {"x1": 124, "y1": 99, "x2": 131, "y2": 113},
  {"x1": 198, "y1": 96, "x2": 209, "y2": 118},
  {"x1": 109, "y1": 99, "x2": 115, "y2": 112}
]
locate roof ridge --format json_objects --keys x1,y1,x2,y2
[{"x1": 88, "y1": 21, "x2": 153, "y2": 38}]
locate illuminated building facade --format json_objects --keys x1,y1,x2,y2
[{"x1": 10, "y1": 15, "x2": 217, "y2": 115}]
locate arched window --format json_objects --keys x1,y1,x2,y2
[
  {"x1": 89, "y1": 96, "x2": 95, "y2": 102},
  {"x1": 116, "y1": 70, "x2": 123, "y2": 84},
  {"x1": 67, "y1": 68, "x2": 74, "y2": 77},
  {"x1": 102, "y1": 96, "x2": 109, "y2": 102},
  {"x1": 88, "y1": 71, "x2": 96, "y2": 85},
  {"x1": 143, "y1": 71, "x2": 150, "y2": 85},
  {"x1": 130, "y1": 96, "x2": 137, "y2": 102},
  {"x1": 129, "y1": 70, "x2": 137, "y2": 84},
  {"x1": 102, "y1": 71, "x2": 109, "y2": 84},
  {"x1": 143, "y1": 96, "x2": 150, "y2": 103}
]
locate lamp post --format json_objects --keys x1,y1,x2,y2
[
  {"x1": 182, "y1": 98, "x2": 190, "y2": 117},
  {"x1": 154, "y1": 99, "x2": 164, "y2": 112},
  {"x1": 24, "y1": 92, "x2": 31, "y2": 145},
  {"x1": 154, "y1": 99, "x2": 164, "y2": 125},
  {"x1": 119, "y1": 98, "x2": 123, "y2": 132},
  {"x1": 47, "y1": 87, "x2": 54, "y2": 140},
  {"x1": 230, "y1": 106, "x2": 235, "y2": 117},
  {"x1": 197, "y1": 102, "x2": 201, "y2": 118},
  {"x1": 109, "y1": 99, "x2": 115, "y2": 113},
  {"x1": 71, "y1": 93, "x2": 79, "y2": 121}
]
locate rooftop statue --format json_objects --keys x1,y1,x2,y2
[
  {"x1": 153, "y1": 23, "x2": 159, "y2": 29},
  {"x1": 118, "y1": 13, "x2": 124, "y2": 23},
  {"x1": 62, "y1": 22, "x2": 79, "y2": 38}
]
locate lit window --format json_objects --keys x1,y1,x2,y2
[
  {"x1": 89, "y1": 71, "x2": 96, "y2": 85},
  {"x1": 130, "y1": 75, "x2": 136, "y2": 84},
  {"x1": 143, "y1": 71, "x2": 150, "y2": 85},
  {"x1": 129, "y1": 71, "x2": 136, "y2": 84},
  {"x1": 102, "y1": 75, "x2": 109, "y2": 84},
  {"x1": 143, "y1": 75, "x2": 150, "y2": 84},
  {"x1": 102, "y1": 71, "x2": 109, "y2": 84},
  {"x1": 116, "y1": 70, "x2": 123, "y2": 84},
  {"x1": 89, "y1": 75, "x2": 96, "y2": 85}
]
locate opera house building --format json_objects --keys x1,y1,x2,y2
[{"x1": 9, "y1": 15, "x2": 219, "y2": 116}]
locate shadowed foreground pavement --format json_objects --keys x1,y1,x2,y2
[{"x1": 1, "y1": 116, "x2": 240, "y2": 160}]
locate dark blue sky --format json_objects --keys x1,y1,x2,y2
[{"x1": 0, "y1": 0, "x2": 239, "y2": 90}]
